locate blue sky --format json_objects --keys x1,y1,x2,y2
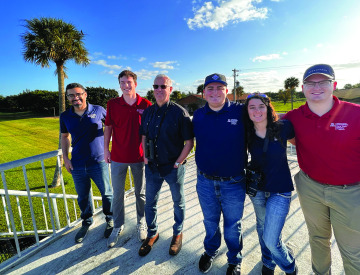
[{"x1": 1, "y1": 0, "x2": 360, "y2": 97}]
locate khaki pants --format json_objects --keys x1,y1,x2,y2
[{"x1": 295, "y1": 170, "x2": 360, "y2": 275}]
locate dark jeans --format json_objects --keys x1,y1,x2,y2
[
  {"x1": 145, "y1": 164, "x2": 185, "y2": 238},
  {"x1": 71, "y1": 161, "x2": 113, "y2": 226},
  {"x1": 196, "y1": 171, "x2": 246, "y2": 265}
]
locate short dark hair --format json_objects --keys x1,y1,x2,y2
[
  {"x1": 66, "y1": 83, "x2": 86, "y2": 94},
  {"x1": 118, "y1": 70, "x2": 137, "y2": 84}
]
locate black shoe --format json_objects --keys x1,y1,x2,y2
[
  {"x1": 138, "y1": 233, "x2": 159, "y2": 256},
  {"x1": 286, "y1": 265, "x2": 298, "y2": 275},
  {"x1": 227, "y1": 264, "x2": 241, "y2": 275},
  {"x1": 75, "y1": 224, "x2": 91, "y2": 243},
  {"x1": 104, "y1": 219, "x2": 114, "y2": 238},
  {"x1": 262, "y1": 265, "x2": 274, "y2": 275},
  {"x1": 199, "y1": 252, "x2": 218, "y2": 273}
]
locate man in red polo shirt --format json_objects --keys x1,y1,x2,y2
[
  {"x1": 104, "y1": 70, "x2": 151, "y2": 248},
  {"x1": 284, "y1": 64, "x2": 360, "y2": 274}
]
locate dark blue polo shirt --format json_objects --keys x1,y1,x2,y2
[
  {"x1": 60, "y1": 103, "x2": 106, "y2": 167},
  {"x1": 193, "y1": 100, "x2": 247, "y2": 177},
  {"x1": 248, "y1": 120, "x2": 295, "y2": 192},
  {"x1": 139, "y1": 101, "x2": 194, "y2": 176}
]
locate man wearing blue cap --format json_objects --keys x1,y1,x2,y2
[
  {"x1": 284, "y1": 64, "x2": 360, "y2": 274},
  {"x1": 193, "y1": 73, "x2": 247, "y2": 275}
]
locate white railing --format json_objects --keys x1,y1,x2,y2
[{"x1": 0, "y1": 149, "x2": 135, "y2": 265}]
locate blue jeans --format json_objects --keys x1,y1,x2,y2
[
  {"x1": 145, "y1": 164, "x2": 185, "y2": 238},
  {"x1": 250, "y1": 191, "x2": 295, "y2": 273},
  {"x1": 196, "y1": 171, "x2": 246, "y2": 265},
  {"x1": 71, "y1": 161, "x2": 113, "y2": 226}
]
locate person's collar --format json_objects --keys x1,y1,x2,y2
[
  {"x1": 120, "y1": 94, "x2": 140, "y2": 106},
  {"x1": 303, "y1": 95, "x2": 339, "y2": 118},
  {"x1": 70, "y1": 102, "x2": 89, "y2": 114},
  {"x1": 205, "y1": 98, "x2": 230, "y2": 113},
  {"x1": 155, "y1": 100, "x2": 170, "y2": 111}
]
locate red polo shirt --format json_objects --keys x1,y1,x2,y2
[
  {"x1": 105, "y1": 94, "x2": 151, "y2": 163},
  {"x1": 284, "y1": 96, "x2": 360, "y2": 185}
]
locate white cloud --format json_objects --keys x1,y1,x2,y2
[
  {"x1": 252, "y1": 53, "x2": 281, "y2": 62},
  {"x1": 316, "y1": 43, "x2": 323, "y2": 48},
  {"x1": 282, "y1": 52, "x2": 288, "y2": 55},
  {"x1": 134, "y1": 69, "x2": 160, "y2": 80},
  {"x1": 138, "y1": 57, "x2": 146, "y2": 62},
  {"x1": 186, "y1": 0, "x2": 268, "y2": 30},
  {"x1": 107, "y1": 55, "x2": 127, "y2": 60},
  {"x1": 93, "y1": 52, "x2": 104, "y2": 56},
  {"x1": 303, "y1": 48, "x2": 308, "y2": 52},
  {"x1": 150, "y1": 61, "x2": 178, "y2": 70},
  {"x1": 92, "y1": 60, "x2": 122, "y2": 70}
]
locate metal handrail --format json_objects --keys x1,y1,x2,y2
[{"x1": 0, "y1": 149, "x2": 112, "y2": 261}]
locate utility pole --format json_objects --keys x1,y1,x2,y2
[{"x1": 232, "y1": 68, "x2": 239, "y2": 102}]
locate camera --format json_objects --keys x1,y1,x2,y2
[
  {"x1": 245, "y1": 168, "x2": 263, "y2": 197},
  {"x1": 145, "y1": 138, "x2": 155, "y2": 161}
]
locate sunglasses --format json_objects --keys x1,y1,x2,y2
[
  {"x1": 247, "y1": 93, "x2": 268, "y2": 99},
  {"x1": 153, "y1": 84, "x2": 168, "y2": 89}
]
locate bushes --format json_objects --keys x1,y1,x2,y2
[{"x1": 0, "y1": 87, "x2": 119, "y2": 114}]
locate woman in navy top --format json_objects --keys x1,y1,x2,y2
[{"x1": 244, "y1": 93, "x2": 297, "y2": 275}]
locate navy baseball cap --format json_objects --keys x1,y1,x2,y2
[
  {"x1": 303, "y1": 64, "x2": 335, "y2": 81},
  {"x1": 204, "y1": 73, "x2": 227, "y2": 88}
]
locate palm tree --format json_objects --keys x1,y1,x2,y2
[
  {"x1": 197, "y1": 84, "x2": 204, "y2": 98},
  {"x1": 284, "y1": 77, "x2": 300, "y2": 110},
  {"x1": 232, "y1": 85, "x2": 244, "y2": 101},
  {"x1": 21, "y1": 17, "x2": 90, "y2": 186}
]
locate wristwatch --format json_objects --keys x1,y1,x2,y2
[{"x1": 175, "y1": 162, "x2": 181, "y2": 168}]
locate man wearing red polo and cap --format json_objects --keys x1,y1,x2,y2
[{"x1": 284, "y1": 64, "x2": 360, "y2": 274}]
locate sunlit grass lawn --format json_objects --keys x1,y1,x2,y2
[
  {"x1": 271, "y1": 99, "x2": 307, "y2": 113},
  {"x1": 0, "y1": 112, "x2": 131, "y2": 235}
]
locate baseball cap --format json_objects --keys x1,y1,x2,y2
[
  {"x1": 204, "y1": 73, "x2": 227, "y2": 88},
  {"x1": 303, "y1": 64, "x2": 335, "y2": 81}
]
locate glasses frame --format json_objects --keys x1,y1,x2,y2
[
  {"x1": 66, "y1": 92, "x2": 85, "y2": 99},
  {"x1": 153, "y1": 84, "x2": 168, "y2": 89},
  {"x1": 303, "y1": 80, "x2": 333, "y2": 89}
]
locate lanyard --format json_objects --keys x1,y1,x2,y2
[{"x1": 145, "y1": 103, "x2": 170, "y2": 144}]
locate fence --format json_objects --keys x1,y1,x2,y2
[{"x1": 0, "y1": 150, "x2": 116, "y2": 267}]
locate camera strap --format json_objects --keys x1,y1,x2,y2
[
  {"x1": 145, "y1": 103, "x2": 170, "y2": 144},
  {"x1": 260, "y1": 130, "x2": 269, "y2": 166}
]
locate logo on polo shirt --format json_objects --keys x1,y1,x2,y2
[
  {"x1": 330, "y1": 122, "x2": 348, "y2": 130},
  {"x1": 227, "y1": 119, "x2": 238, "y2": 125},
  {"x1": 137, "y1": 109, "x2": 144, "y2": 114},
  {"x1": 88, "y1": 114, "x2": 96, "y2": 118}
]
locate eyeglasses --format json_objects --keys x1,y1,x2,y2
[
  {"x1": 247, "y1": 93, "x2": 268, "y2": 99},
  {"x1": 67, "y1": 92, "x2": 85, "y2": 99},
  {"x1": 153, "y1": 84, "x2": 168, "y2": 89},
  {"x1": 304, "y1": 80, "x2": 332, "y2": 88}
]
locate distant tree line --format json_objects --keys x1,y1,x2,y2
[
  {"x1": 343, "y1": 83, "x2": 360, "y2": 89},
  {"x1": 0, "y1": 87, "x2": 119, "y2": 115}
]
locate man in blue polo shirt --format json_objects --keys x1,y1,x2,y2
[
  {"x1": 193, "y1": 73, "x2": 247, "y2": 275},
  {"x1": 60, "y1": 83, "x2": 113, "y2": 243}
]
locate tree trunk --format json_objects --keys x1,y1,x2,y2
[{"x1": 51, "y1": 64, "x2": 65, "y2": 187}]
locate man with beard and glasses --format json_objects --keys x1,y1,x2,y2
[{"x1": 60, "y1": 83, "x2": 113, "y2": 243}]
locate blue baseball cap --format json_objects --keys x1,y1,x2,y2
[
  {"x1": 204, "y1": 73, "x2": 227, "y2": 88},
  {"x1": 303, "y1": 64, "x2": 335, "y2": 81}
]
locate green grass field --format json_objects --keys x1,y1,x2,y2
[{"x1": 271, "y1": 99, "x2": 306, "y2": 113}]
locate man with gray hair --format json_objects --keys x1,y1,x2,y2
[
  {"x1": 138, "y1": 74, "x2": 194, "y2": 257},
  {"x1": 60, "y1": 83, "x2": 113, "y2": 243}
]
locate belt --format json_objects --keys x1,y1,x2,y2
[
  {"x1": 199, "y1": 171, "x2": 232, "y2": 181},
  {"x1": 302, "y1": 170, "x2": 360, "y2": 187}
]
